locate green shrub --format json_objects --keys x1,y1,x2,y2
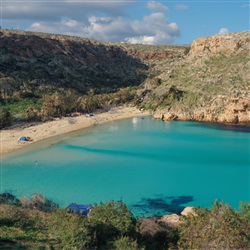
[
  {"x1": 0, "y1": 205, "x2": 44, "y2": 230},
  {"x1": 4, "y1": 97, "x2": 42, "y2": 121},
  {"x1": 178, "y1": 201, "x2": 250, "y2": 249},
  {"x1": 239, "y1": 201, "x2": 250, "y2": 221},
  {"x1": 1, "y1": 194, "x2": 249, "y2": 250},
  {"x1": 114, "y1": 87, "x2": 137, "y2": 104},
  {"x1": 0, "y1": 107, "x2": 12, "y2": 128},
  {"x1": 0, "y1": 193, "x2": 20, "y2": 206},
  {"x1": 88, "y1": 201, "x2": 136, "y2": 247},
  {"x1": 48, "y1": 209, "x2": 91, "y2": 249},
  {"x1": 112, "y1": 236, "x2": 141, "y2": 250},
  {"x1": 20, "y1": 193, "x2": 58, "y2": 212}
]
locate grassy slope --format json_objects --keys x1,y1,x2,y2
[{"x1": 137, "y1": 42, "x2": 250, "y2": 123}]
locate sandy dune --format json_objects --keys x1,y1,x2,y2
[{"x1": 0, "y1": 107, "x2": 150, "y2": 155}]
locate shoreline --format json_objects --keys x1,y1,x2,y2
[
  {"x1": 1, "y1": 106, "x2": 249, "y2": 158},
  {"x1": 1, "y1": 107, "x2": 150, "y2": 157}
]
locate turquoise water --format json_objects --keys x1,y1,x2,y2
[{"x1": 1, "y1": 117, "x2": 250, "y2": 216}]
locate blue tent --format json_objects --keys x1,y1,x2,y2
[
  {"x1": 66, "y1": 203, "x2": 93, "y2": 216},
  {"x1": 19, "y1": 136, "x2": 29, "y2": 142}
]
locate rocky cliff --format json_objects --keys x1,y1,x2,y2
[
  {"x1": 189, "y1": 31, "x2": 249, "y2": 57},
  {"x1": 138, "y1": 31, "x2": 250, "y2": 124}
]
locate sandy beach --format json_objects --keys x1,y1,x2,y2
[{"x1": 0, "y1": 107, "x2": 150, "y2": 155}]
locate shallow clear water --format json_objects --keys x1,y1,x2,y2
[{"x1": 1, "y1": 117, "x2": 250, "y2": 216}]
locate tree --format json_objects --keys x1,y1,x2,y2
[
  {"x1": 0, "y1": 107, "x2": 12, "y2": 128},
  {"x1": 26, "y1": 106, "x2": 40, "y2": 121},
  {"x1": 0, "y1": 77, "x2": 16, "y2": 104},
  {"x1": 81, "y1": 89, "x2": 100, "y2": 113},
  {"x1": 114, "y1": 87, "x2": 137, "y2": 104}
]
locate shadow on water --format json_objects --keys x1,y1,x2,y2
[
  {"x1": 62, "y1": 145, "x2": 166, "y2": 161},
  {"x1": 129, "y1": 195, "x2": 194, "y2": 217},
  {"x1": 201, "y1": 122, "x2": 250, "y2": 133}
]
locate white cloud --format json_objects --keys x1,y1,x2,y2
[
  {"x1": 125, "y1": 36, "x2": 155, "y2": 45},
  {"x1": 219, "y1": 27, "x2": 229, "y2": 34},
  {"x1": 30, "y1": 22, "x2": 41, "y2": 29},
  {"x1": 27, "y1": 11, "x2": 180, "y2": 45},
  {"x1": 29, "y1": 21, "x2": 78, "y2": 35},
  {"x1": 241, "y1": 4, "x2": 250, "y2": 8},
  {"x1": 7, "y1": 0, "x2": 179, "y2": 45},
  {"x1": 124, "y1": 13, "x2": 179, "y2": 44},
  {"x1": 175, "y1": 4, "x2": 189, "y2": 10},
  {"x1": 147, "y1": 1, "x2": 169, "y2": 13},
  {"x1": 28, "y1": 16, "x2": 132, "y2": 42},
  {"x1": 2, "y1": 0, "x2": 133, "y2": 21},
  {"x1": 64, "y1": 20, "x2": 78, "y2": 28},
  {"x1": 82, "y1": 16, "x2": 133, "y2": 42}
]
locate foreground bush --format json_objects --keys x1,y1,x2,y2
[
  {"x1": 0, "y1": 204, "x2": 45, "y2": 230},
  {"x1": 48, "y1": 209, "x2": 91, "y2": 249},
  {"x1": 88, "y1": 201, "x2": 137, "y2": 248},
  {"x1": 136, "y1": 217, "x2": 179, "y2": 249},
  {"x1": 112, "y1": 236, "x2": 140, "y2": 250},
  {"x1": 20, "y1": 193, "x2": 58, "y2": 212},
  {"x1": 0, "y1": 194, "x2": 249, "y2": 249},
  {"x1": 0, "y1": 193, "x2": 20, "y2": 206},
  {"x1": 178, "y1": 200, "x2": 250, "y2": 249}
]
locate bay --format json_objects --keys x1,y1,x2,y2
[{"x1": 1, "y1": 117, "x2": 249, "y2": 216}]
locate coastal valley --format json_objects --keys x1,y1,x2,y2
[
  {"x1": 1, "y1": 29, "x2": 249, "y2": 128},
  {"x1": 0, "y1": 29, "x2": 250, "y2": 249}
]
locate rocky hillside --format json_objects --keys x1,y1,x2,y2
[
  {"x1": 0, "y1": 29, "x2": 186, "y2": 95},
  {"x1": 138, "y1": 31, "x2": 250, "y2": 124},
  {"x1": 0, "y1": 29, "x2": 249, "y2": 124},
  {"x1": 0, "y1": 30, "x2": 147, "y2": 94}
]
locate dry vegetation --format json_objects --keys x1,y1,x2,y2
[{"x1": 0, "y1": 193, "x2": 249, "y2": 249}]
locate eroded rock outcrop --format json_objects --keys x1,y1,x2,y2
[
  {"x1": 158, "y1": 207, "x2": 197, "y2": 229},
  {"x1": 154, "y1": 97, "x2": 250, "y2": 125},
  {"x1": 158, "y1": 214, "x2": 183, "y2": 228},
  {"x1": 188, "y1": 31, "x2": 250, "y2": 58},
  {"x1": 181, "y1": 207, "x2": 197, "y2": 217}
]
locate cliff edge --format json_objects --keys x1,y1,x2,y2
[{"x1": 189, "y1": 31, "x2": 250, "y2": 57}]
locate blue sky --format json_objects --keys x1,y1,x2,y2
[{"x1": 1, "y1": 0, "x2": 249, "y2": 44}]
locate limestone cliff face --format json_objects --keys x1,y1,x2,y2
[
  {"x1": 124, "y1": 46, "x2": 188, "y2": 61},
  {"x1": 153, "y1": 91, "x2": 250, "y2": 124},
  {"x1": 139, "y1": 31, "x2": 250, "y2": 124},
  {"x1": 154, "y1": 98, "x2": 250, "y2": 124},
  {"x1": 188, "y1": 31, "x2": 250, "y2": 57}
]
